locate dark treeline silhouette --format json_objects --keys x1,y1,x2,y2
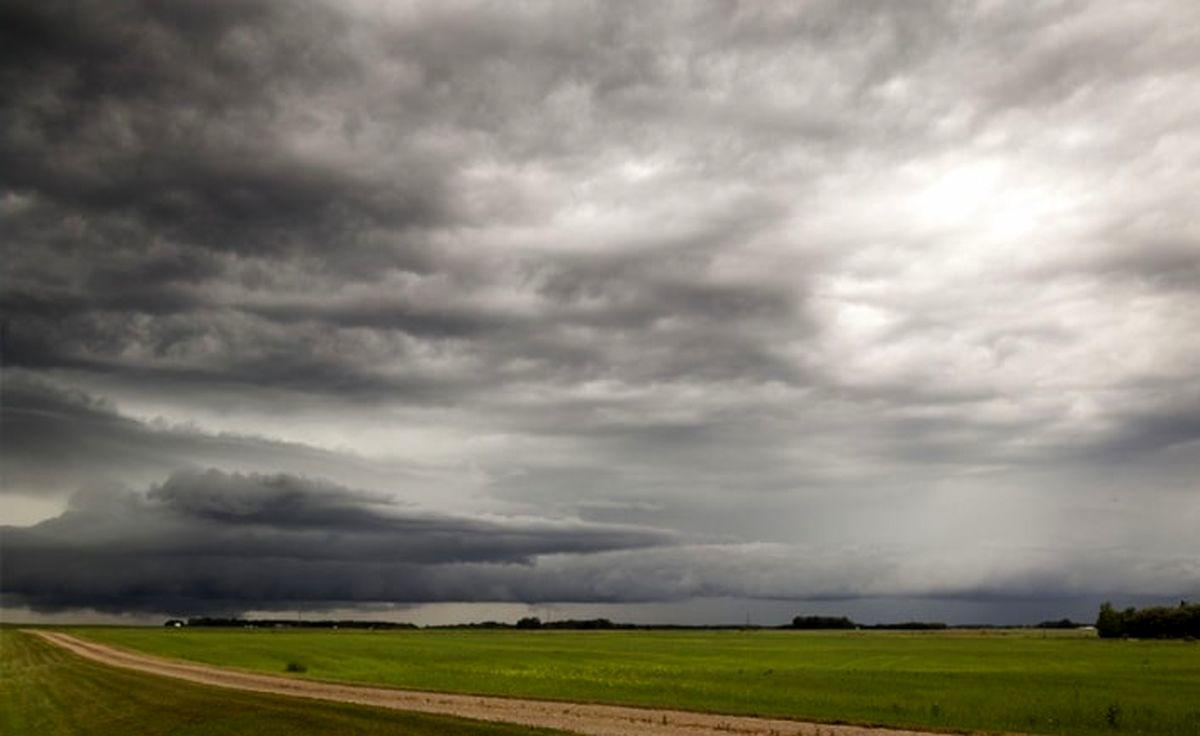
[
  {"x1": 171, "y1": 614, "x2": 1106, "y2": 631},
  {"x1": 790, "y1": 615, "x2": 947, "y2": 630},
  {"x1": 182, "y1": 617, "x2": 417, "y2": 629},
  {"x1": 516, "y1": 617, "x2": 635, "y2": 630},
  {"x1": 1096, "y1": 602, "x2": 1200, "y2": 639},
  {"x1": 791, "y1": 615, "x2": 856, "y2": 629},
  {"x1": 436, "y1": 617, "x2": 630, "y2": 630},
  {"x1": 436, "y1": 618, "x2": 745, "y2": 630},
  {"x1": 1035, "y1": 618, "x2": 1084, "y2": 629},
  {"x1": 868, "y1": 621, "x2": 949, "y2": 630}
]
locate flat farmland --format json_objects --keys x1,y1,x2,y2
[
  {"x1": 74, "y1": 627, "x2": 1200, "y2": 735},
  {"x1": 0, "y1": 629, "x2": 558, "y2": 736}
]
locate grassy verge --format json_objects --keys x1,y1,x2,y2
[
  {"x1": 0, "y1": 629, "x2": 560, "y2": 736},
  {"x1": 74, "y1": 627, "x2": 1200, "y2": 735}
]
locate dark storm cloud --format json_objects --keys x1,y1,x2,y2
[
  {"x1": 4, "y1": 472, "x2": 1194, "y2": 615},
  {"x1": 0, "y1": 0, "x2": 444, "y2": 238},
  {"x1": 0, "y1": 0, "x2": 820, "y2": 394},
  {"x1": 2, "y1": 1, "x2": 1199, "y2": 618},
  {"x1": 0, "y1": 468, "x2": 676, "y2": 613}
]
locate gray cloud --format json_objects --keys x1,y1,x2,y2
[
  {"x1": 3, "y1": 470, "x2": 1194, "y2": 615},
  {"x1": 0, "y1": 469, "x2": 675, "y2": 613},
  {"x1": 0, "y1": 373, "x2": 444, "y2": 501},
  {"x1": 2, "y1": 0, "x2": 1199, "y2": 620}
]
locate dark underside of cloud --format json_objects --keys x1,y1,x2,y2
[
  {"x1": 0, "y1": 469, "x2": 678, "y2": 614},
  {"x1": 3, "y1": 375, "x2": 1195, "y2": 617},
  {"x1": 2, "y1": 1, "x2": 1199, "y2": 619},
  {"x1": 4, "y1": 467, "x2": 1196, "y2": 616}
]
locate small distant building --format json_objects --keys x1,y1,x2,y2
[{"x1": 164, "y1": 619, "x2": 185, "y2": 628}]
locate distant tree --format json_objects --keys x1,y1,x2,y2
[
  {"x1": 791, "y1": 615, "x2": 856, "y2": 630},
  {"x1": 516, "y1": 616, "x2": 542, "y2": 629},
  {"x1": 1096, "y1": 602, "x2": 1124, "y2": 638},
  {"x1": 1096, "y1": 601, "x2": 1200, "y2": 639},
  {"x1": 1035, "y1": 618, "x2": 1080, "y2": 629},
  {"x1": 542, "y1": 618, "x2": 621, "y2": 630},
  {"x1": 870, "y1": 621, "x2": 947, "y2": 630}
]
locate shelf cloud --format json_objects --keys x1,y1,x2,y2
[{"x1": 1, "y1": 469, "x2": 675, "y2": 613}]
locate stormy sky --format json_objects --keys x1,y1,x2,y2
[{"x1": 2, "y1": 0, "x2": 1198, "y2": 624}]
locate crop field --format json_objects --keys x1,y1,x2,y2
[
  {"x1": 73, "y1": 627, "x2": 1200, "y2": 735},
  {"x1": 0, "y1": 629, "x2": 556, "y2": 736}
]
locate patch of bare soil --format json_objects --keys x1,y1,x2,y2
[{"x1": 31, "y1": 630, "x2": 961, "y2": 736}]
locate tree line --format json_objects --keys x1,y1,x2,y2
[
  {"x1": 1096, "y1": 601, "x2": 1199, "y2": 639},
  {"x1": 789, "y1": 615, "x2": 948, "y2": 630},
  {"x1": 168, "y1": 607, "x2": 1198, "y2": 635}
]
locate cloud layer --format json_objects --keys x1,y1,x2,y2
[
  {"x1": 2, "y1": 1, "x2": 1199, "y2": 619},
  {"x1": 1, "y1": 469, "x2": 675, "y2": 613},
  {"x1": 6, "y1": 468, "x2": 1196, "y2": 615}
]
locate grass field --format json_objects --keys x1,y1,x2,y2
[
  {"x1": 0, "y1": 629, "x2": 559, "y2": 736},
  {"x1": 72, "y1": 627, "x2": 1200, "y2": 735}
]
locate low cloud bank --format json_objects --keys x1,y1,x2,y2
[
  {"x1": 0, "y1": 469, "x2": 673, "y2": 613},
  {"x1": 3, "y1": 469, "x2": 1195, "y2": 616}
]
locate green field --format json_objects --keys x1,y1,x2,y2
[
  {"x1": 0, "y1": 629, "x2": 558, "y2": 736},
  {"x1": 71, "y1": 627, "x2": 1200, "y2": 735}
]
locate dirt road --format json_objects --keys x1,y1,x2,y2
[{"x1": 32, "y1": 630, "x2": 954, "y2": 736}]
